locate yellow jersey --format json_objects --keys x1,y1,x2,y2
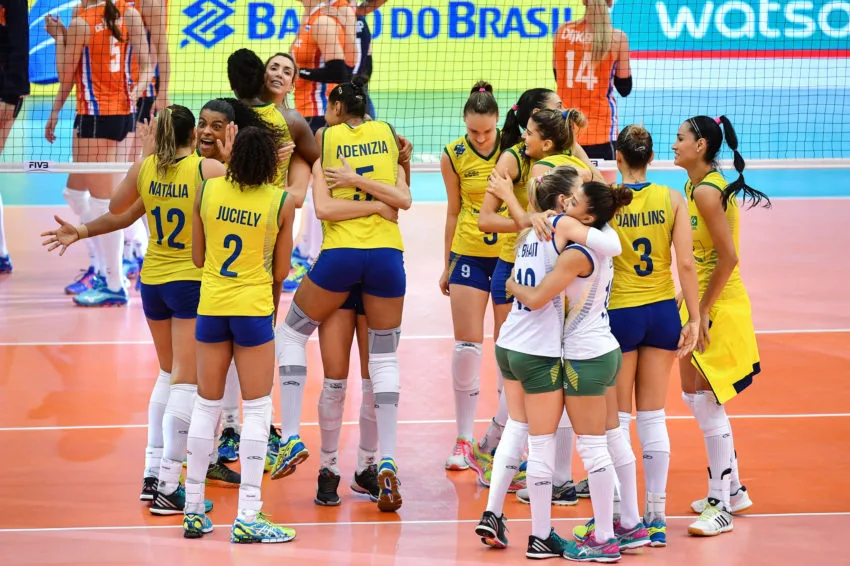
[
  {"x1": 320, "y1": 120, "x2": 403, "y2": 251},
  {"x1": 686, "y1": 170, "x2": 746, "y2": 299},
  {"x1": 252, "y1": 103, "x2": 293, "y2": 188},
  {"x1": 609, "y1": 182, "x2": 676, "y2": 309},
  {"x1": 137, "y1": 154, "x2": 204, "y2": 285},
  {"x1": 498, "y1": 142, "x2": 533, "y2": 263},
  {"x1": 445, "y1": 133, "x2": 506, "y2": 257},
  {"x1": 197, "y1": 178, "x2": 287, "y2": 316}
]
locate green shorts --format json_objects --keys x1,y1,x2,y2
[
  {"x1": 563, "y1": 348, "x2": 623, "y2": 397},
  {"x1": 495, "y1": 345, "x2": 564, "y2": 394}
]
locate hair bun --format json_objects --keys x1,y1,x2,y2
[
  {"x1": 471, "y1": 80, "x2": 493, "y2": 95},
  {"x1": 611, "y1": 185, "x2": 634, "y2": 208}
]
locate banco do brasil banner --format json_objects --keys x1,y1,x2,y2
[{"x1": 28, "y1": 0, "x2": 850, "y2": 93}]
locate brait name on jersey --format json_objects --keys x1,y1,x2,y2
[
  {"x1": 215, "y1": 206, "x2": 262, "y2": 227},
  {"x1": 336, "y1": 140, "x2": 390, "y2": 160},
  {"x1": 149, "y1": 182, "x2": 189, "y2": 199},
  {"x1": 616, "y1": 209, "x2": 666, "y2": 228}
]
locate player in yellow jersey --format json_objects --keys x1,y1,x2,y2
[
  {"x1": 272, "y1": 78, "x2": 411, "y2": 514},
  {"x1": 40, "y1": 106, "x2": 239, "y2": 510},
  {"x1": 184, "y1": 125, "x2": 296, "y2": 542},
  {"x1": 672, "y1": 115, "x2": 770, "y2": 537},
  {"x1": 571, "y1": 125, "x2": 701, "y2": 547}
]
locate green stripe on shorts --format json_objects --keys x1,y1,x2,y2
[{"x1": 563, "y1": 348, "x2": 623, "y2": 397}]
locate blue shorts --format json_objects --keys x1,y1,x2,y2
[
  {"x1": 609, "y1": 299, "x2": 681, "y2": 353},
  {"x1": 309, "y1": 248, "x2": 405, "y2": 298},
  {"x1": 140, "y1": 281, "x2": 201, "y2": 321},
  {"x1": 448, "y1": 252, "x2": 498, "y2": 292},
  {"x1": 195, "y1": 314, "x2": 274, "y2": 347},
  {"x1": 341, "y1": 285, "x2": 366, "y2": 316},
  {"x1": 490, "y1": 259, "x2": 514, "y2": 305}
]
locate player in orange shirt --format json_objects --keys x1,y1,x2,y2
[{"x1": 553, "y1": 0, "x2": 632, "y2": 161}]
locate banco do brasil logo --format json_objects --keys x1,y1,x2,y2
[{"x1": 181, "y1": 0, "x2": 237, "y2": 48}]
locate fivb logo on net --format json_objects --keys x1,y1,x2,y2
[{"x1": 180, "y1": 0, "x2": 237, "y2": 48}]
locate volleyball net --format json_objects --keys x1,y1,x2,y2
[{"x1": 3, "y1": 0, "x2": 849, "y2": 173}]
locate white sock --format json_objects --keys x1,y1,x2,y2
[
  {"x1": 370, "y1": 346, "x2": 400, "y2": 460},
  {"x1": 451, "y1": 341, "x2": 482, "y2": 440},
  {"x1": 553, "y1": 409, "x2": 574, "y2": 486},
  {"x1": 296, "y1": 196, "x2": 323, "y2": 261},
  {"x1": 636, "y1": 409, "x2": 670, "y2": 507},
  {"x1": 730, "y1": 439, "x2": 743, "y2": 493},
  {"x1": 159, "y1": 383, "x2": 196, "y2": 496},
  {"x1": 319, "y1": 378, "x2": 347, "y2": 474},
  {"x1": 276, "y1": 305, "x2": 318, "y2": 439},
  {"x1": 89, "y1": 197, "x2": 124, "y2": 290},
  {"x1": 185, "y1": 396, "x2": 221, "y2": 515},
  {"x1": 358, "y1": 378, "x2": 378, "y2": 472},
  {"x1": 144, "y1": 369, "x2": 171, "y2": 478},
  {"x1": 239, "y1": 396, "x2": 272, "y2": 523},
  {"x1": 0, "y1": 193, "x2": 7, "y2": 256},
  {"x1": 606, "y1": 427, "x2": 641, "y2": 529},
  {"x1": 694, "y1": 391, "x2": 733, "y2": 506},
  {"x1": 618, "y1": 411, "x2": 632, "y2": 446},
  {"x1": 527, "y1": 433, "x2": 557, "y2": 539},
  {"x1": 62, "y1": 187, "x2": 100, "y2": 272},
  {"x1": 485, "y1": 418, "x2": 527, "y2": 516},
  {"x1": 578, "y1": 434, "x2": 615, "y2": 542},
  {"x1": 221, "y1": 361, "x2": 241, "y2": 433}
]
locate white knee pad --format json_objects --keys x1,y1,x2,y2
[
  {"x1": 241, "y1": 396, "x2": 273, "y2": 443},
  {"x1": 498, "y1": 418, "x2": 529, "y2": 460},
  {"x1": 606, "y1": 428, "x2": 637, "y2": 468},
  {"x1": 636, "y1": 410, "x2": 670, "y2": 454},
  {"x1": 452, "y1": 341, "x2": 482, "y2": 392},
  {"x1": 558, "y1": 408, "x2": 572, "y2": 429},
  {"x1": 369, "y1": 329, "x2": 401, "y2": 407},
  {"x1": 681, "y1": 391, "x2": 696, "y2": 412},
  {"x1": 164, "y1": 383, "x2": 196, "y2": 423},
  {"x1": 188, "y1": 396, "x2": 222, "y2": 441},
  {"x1": 576, "y1": 434, "x2": 612, "y2": 474},
  {"x1": 527, "y1": 433, "x2": 557, "y2": 479},
  {"x1": 693, "y1": 390, "x2": 730, "y2": 438},
  {"x1": 318, "y1": 379, "x2": 348, "y2": 430}
]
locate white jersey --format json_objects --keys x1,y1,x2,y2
[
  {"x1": 496, "y1": 222, "x2": 564, "y2": 358},
  {"x1": 561, "y1": 243, "x2": 620, "y2": 360}
]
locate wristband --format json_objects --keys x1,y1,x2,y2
[{"x1": 75, "y1": 224, "x2": 89, "y2": 239}]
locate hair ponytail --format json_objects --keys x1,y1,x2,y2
[
  {"x1": 717, "y1": 115, "x2": 771, "y2": 209},
  {"x1": 500, "y1": 88, "x2": 556, "y2": 151},
  {"x1": 104, "y1": 0, "x2": 124, "y2": 42},
  {"x1": 463, "y1": 81, "x2": 499, "y2": 117},
  {"x1": 585, "y1": 0, "x2": 613, "y2": 67},
  {"x1": 155, "y1": 105, "x2": 196, "y2": 177}
]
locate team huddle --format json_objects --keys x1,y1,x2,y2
[{"x1": 30, "y1": 0, "x2": 773, "y2": 561}]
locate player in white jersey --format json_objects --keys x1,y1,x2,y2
[
  {"x1": 506, "y1": 180, "x2": 647, "y2": 562},
  {"x1": 474, "y1": 167, "x2": 621, "y2": 559}
]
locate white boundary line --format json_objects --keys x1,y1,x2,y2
[
  {"x1": 1, "y1": 413, "x2": 848, "y2": 433},
  {"x1": 1, "y1": 512, "x2": 848, "y2": 534},
  {"x1": 0, "y1": 327, "x2": 848, "y2": 347}
]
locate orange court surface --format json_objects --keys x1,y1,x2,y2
[{"x1": 1, "y1": 198, "x2": 849, "y2": 565}]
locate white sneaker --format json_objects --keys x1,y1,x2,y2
[
  {"x1": 445, "y1": 437, "x2": 472, "y2": 471},
  {"x1": 691, "y1": 486, "x2": 753, "y2": 514},
  {"x1": 688, "y1": 501, "x2": 734, "y2": 536}
]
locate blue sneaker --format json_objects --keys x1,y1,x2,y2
[
  {"x1": 64, "y1": 266, "x2": 97, "y2": 294},
  {"x1": 123, "y1": 257, "x2": 140, "y2": 279},
  {"x1": 270, "y1": 434, "x2": 309, "y2": 479},
  {"x1": 290, "y1": 247, "x2": 311, "y2": 268},
  {"x1": 377, "y1": 458, "x2": 402, "y2": 512},
  {"x1": 645, "y1": 518, "x2": 667, "y2": 547},
  {"x1": 217, "y1": 427, "x2": 240, "y2": 463},
  {"x1": 0, "y1": 255, "x2": 12, "y2": 274},
  {"x1": 282, "y1": 263, "x2": 308, "y2": 293},
  {"x1": 231, "y1": 513, "x2": 296, "y2": 544},
  {"x1": 183, "y1": 513, "x2": 214, "y2": 539},
  {"x1": 73, "y1": 285, "x2": 129, "y2": 307}
]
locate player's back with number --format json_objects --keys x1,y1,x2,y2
[
  {"x1": 75, "y1": 1, "x2": 131, "y2": 115},
  {"x1": 137, "y1": 152, "x2": 203, "y2": 284},
  {"x1": 197, "y1": 177, "x2": 285, "y2": 316}
]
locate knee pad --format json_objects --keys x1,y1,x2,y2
[
  {"x1": 693, "y1": 390, "x2": 730, "y2": 438},
  {"x1": 318, "y1": 379, "x2": 348, "y2": 429},
  {"x1": 558, "y1": 408, "x2": 572, "y2": 429},
  {"x1": 496, "y1": 418, "x2": 529, "y2": 461},
  {"x1": 576, "y1": 434, "x2": 612, "y2": 474},
  {"x1": 164, "y1": 383, "x2": 196, "y2": 423},
  {"x1": 369, "y1": 327, "x2": 401, "y2": 355},
  {"x1": 285, "y1": 302, "x2": 320, "y2": 336},
  {"x1": 526, "y1": 433, "x2": 556, "y2": 479},
  {"x1": 188, "y1": 396, "x2": 222, "y2": 440},
  {"x1": 636, "y1": 410, "x2": 670, "y2": 454},
  {"x1": 452, "y1": 341, "x2": 482, "y2": 392},
  {"x1": 150, "y1": 370, "x2": 172, "y2": 404},
  {"x1": 606, "y1": 428, "x2": 637, "y2": 468},
  {"x1": 241, "y1": 396, "x2": 273, "y2": 443},
  {"x1": 681, "y1": 391, "x2": 696, "y2": 413}
]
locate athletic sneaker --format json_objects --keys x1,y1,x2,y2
[
  {"x1": 467, "y1": 440, "x2": 492, "y2": 484},
  {"x1": 183, "y1": 513, "x2": 214, "y2": 539},
  {"x1": 527, "y1": 528, "x2": 569, "y2": 559},
  {"x1": 217, "y1": 427, "x2": 240, "y2": 463},
  {"x1": 516, "y1": 480, "x2": 578, "y2": 506},
  {"x1": 140, "y1": 476, "x2": 157, "y2": 501},
  {"x1": 231, "y1": 513, "x2": 296, "y2": 544},
  {"x1": 264, "y1": 425, "x2": 281, "y2": 473},
  {"x1": 73, "y1": 285, "x2": 129, "y2": 307},
  {"x1": 282, "y1": 263, "x2": 308, "y2": 293},
  {"x1": 480, "y1": 460, "x2": 527, "y2": 492},
  {"x1": 377, "y1": 458, "x2": 402, "y2": 512},
  {"x1": 64, "y1": 266, "x2": 97, "y2": 294},
  {"x1": 351, "y1": 464, "x2": 379, "y2": 501},
  {"x1": 691, "y1": 486, "x2": 753, "y2": 514},
  {"x1": 445, "y1": 436, "x2": 472, "y2": 470},
  {"x1": 563, "y1": 535, "x2": 621, "y2": 563},
  {"x1": 644, "y1": 518, "x2": 667, "y2": 547},
  {"x1": 315, "y1": 468, "x2": 342, "y2": 506},
  {"x1": 123, "y1": 257, "x2": 140, "y2": 279},
  {"x1": 475, "y1": 510, "x2": 508, "y2": 549},
  {"x1": 291, "y1": 247, "x2": 311, "y2": 268},
  {"x1": 688, "y1": 500, "x2": 734, "y2": 536},
  {"x1": 0, "y1": 255, "x2": 12, "y2": 274},
  {"x1": 574, "y1": 520, "x2": 646, "y2": 550},
  {"x1": 575, "y1": 477, "x2": 590, "y2": 498},
  {"x1": 206, "y1": 461, "x2": 241, "y2": 487},
  {"x1": 150, "y1": 485, "x2": 213, "y2": 516},
  {"x1": 270, "y1": 434, "x2": 309, "y2": 479}
]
